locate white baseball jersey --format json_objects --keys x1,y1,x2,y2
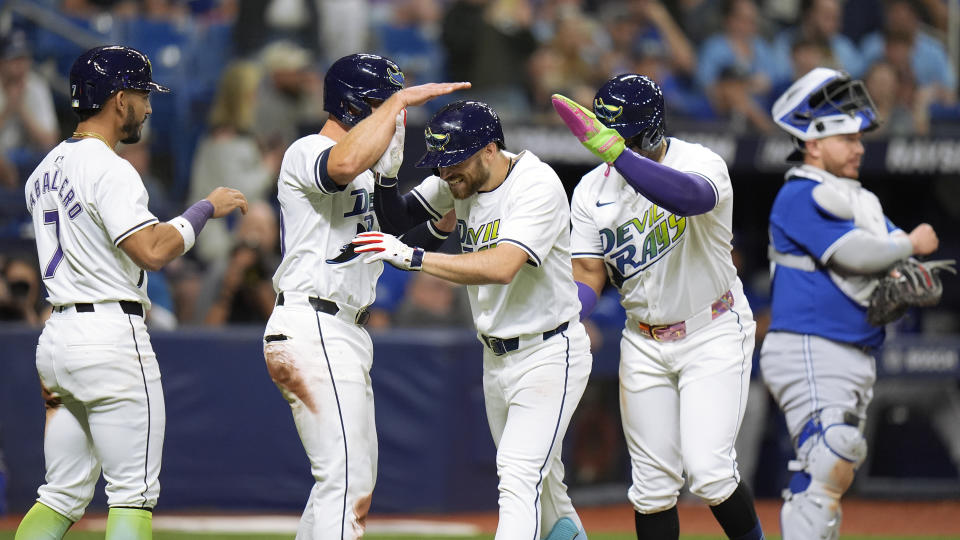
[
  {"x1": 25, "y1": 138, "x2": 157, "y2": 307},
  {"x1": 570, "y1": 137, "x2": 736, "y2": 324},
  {"x1": 272, "y1": 134, "x2": 382, "y2": 309},
  {"x1": 410, "y1": 150, "x2": 578, "y2": 337},
  {"x1": 28, "y1": 137, "x2": 165, "y2": 521}
]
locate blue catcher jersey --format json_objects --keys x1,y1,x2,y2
[{"x1": 768, "y1": 165, "x2": 901, "y2": 348}]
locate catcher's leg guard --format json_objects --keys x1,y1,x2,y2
[{"x1": 780, "y1": 409, "x2": 866, "y2": 540}]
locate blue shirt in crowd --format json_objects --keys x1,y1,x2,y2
[{"x1": 860, "y1": 31, "x2": 957, "y2": 91}]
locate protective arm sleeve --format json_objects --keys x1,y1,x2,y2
[
  {"x1": 374, "y1": 182, "x2": 436, "y2": 235},
  {"x1": 613, "y1": 147, "x2": 717, "y2": 216},
  {"x1": 400, "y1": 221, "x2": 449, "y2": 252},
  {"x1": 577, "y1": 281, "x2": 598, "y2": 319},
  {"x1": 828, "y1": 230, "x2": 913, "y2": 274}
]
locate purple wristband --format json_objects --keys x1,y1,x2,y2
[
  {"x1": 182, "y1": 199, "x2": 215, "y2": 235},
  {"x1": 613, "y1": 148, "x2": 717, "y2": 216},
  {"x1": 577, "y1": 281, "x2": 598, "y2": 320}
]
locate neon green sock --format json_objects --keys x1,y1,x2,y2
[
  {"x1": 14, "y1": 502, "x2": 73, "y2": 540},
  {"x1": 105, "y1": 507, "x2": 153, "y2": 540}
]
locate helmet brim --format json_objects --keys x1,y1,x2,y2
[
  {"x1": 363, "y1": 86, "x2": 400, "y2": 100},
  {"x1": 415, "y1": 148, "x2": 473, "y2": 168},
  {"x1": 597, "y1": 120, "x2": 643, "y2": 140},
  {"x1": 148, "y1": 81, "x2": 171, "y2": 93}
]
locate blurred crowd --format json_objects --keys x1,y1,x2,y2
[{"x1": 0, "y1": 0, "x2": 958, "y2": 331}]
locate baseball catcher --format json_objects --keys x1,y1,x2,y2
[{"x1": 760, "y1": 67, "x2": 946, "y2": 540}]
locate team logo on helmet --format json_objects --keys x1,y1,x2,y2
[
  {"x1": 387, "y1": 66, "x2": 405, "y2": 87},
  {"x1": 425, "y1": 127, "x2": 450, "y2": 151},
  {"x1": 594, "y1": 98, "x2": 623, "y2": 122}
]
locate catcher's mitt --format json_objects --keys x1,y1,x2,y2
[{"x1": 866, "y1": 258, "x2": 957, "y2": 326}]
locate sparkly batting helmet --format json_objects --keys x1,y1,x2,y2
[
  {"x1": 772, "y1": 67, "x2": 879, "y2": 161},
  {"x1": 69, "y1": 45, "x2": 170, "y2": 110},
  {"x1": 323, "y1": 53, "x2": 405, "y2": 126},
  {"x1": 415, "y1": 100, "x2": 505, "y2": 168},
  {"x1": 593, "y1": 74, "x2": 665, "y2": 152}
]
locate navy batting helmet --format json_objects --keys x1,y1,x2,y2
[
  {"x1": 415, "y1": 101, "x2": 505, "y2": 168},
  {"x1": 69, "y1": 45, "x2": 170, "y2": 110},
  {"x1": 324, "y1": 53, "x2": 404, "y2": 126},
  {"x1": 593, "y1": 74, "x2": 665, "y2": 152}
]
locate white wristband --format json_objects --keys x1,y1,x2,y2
[{"x1": 168, "y1": 216, "x2": 196, "y2": 254}]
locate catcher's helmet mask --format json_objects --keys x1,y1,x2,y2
[
  {"x1": 593, "y1": 74, "x2": 665, "y2": 153},
  {"x1": 416, "y1": 100, "x2": 505, "y2": 169},
  {"x1": 324, "y1": 53, "x2": 404, "y2": 126},
  {"x1": 70, "y1": 45, "x2": 170, "y2": 111},
  {"x1": 772, "y1": 67, "x2": 879, "y2": 161}
]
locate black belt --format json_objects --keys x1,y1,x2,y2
[
  {"x1": 276, "y1": 292, "x2": 370, "y2": 325},
  {"x1": 54, "y1": 301, "x2": 144, "y2": 317},
  {"x1": 481, "y1": 322, "x2": 570, "y2": 356}
]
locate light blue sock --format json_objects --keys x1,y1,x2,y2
[{"x1": 545, "y1": 517, "x2": 581, "y2": 540}]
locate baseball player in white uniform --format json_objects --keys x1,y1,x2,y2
[
  {"x1": 260, "y1": 53, "x2": 467, "y2": 540},
  {"x1": 552, "y1": 76, "x2": 765, "y2": 540},
  {"x1": 761, "y1": 68, "x2": 941, "y2": 540},
  {"x1": 16, "y1": 46, "x2": 248, "y2": 540},
  {"x1": 352, "y1": 100, "x2": 591, "y2": 540}
]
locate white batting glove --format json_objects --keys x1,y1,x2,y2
[
  {"x1": 372, "y1": 110, "x2": 406, "y2": 185},
  {"x1": 351, "y1": 231, "x2": 424, "y2": 271}
]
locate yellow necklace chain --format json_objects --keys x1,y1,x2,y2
[{"x1": 72, "y1": 131, "x2": 114, "y2": 151}]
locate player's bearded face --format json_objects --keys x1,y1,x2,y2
[
  {"x1": 120, "y1": 92, "x2": 150, "y2": 145},
  {"x1": 817, "y1": 133, "x2": 864, "y2": 179},
  {"x1": 439, "y1": 153, "x2": 488, "y2": 199}
]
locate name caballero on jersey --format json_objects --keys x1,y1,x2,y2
[
  {"x1": 603, "y1": 204, "x2": 685, "y2": 279},
  {"x1": 28, "y1": 163, "x2": 84, "y2": 219},
  {"x1": 458, "y1": 218, "x2": 500, "y2": 252}
]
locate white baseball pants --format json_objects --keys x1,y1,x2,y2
[
  {"x1": 482, "y1": 320, "x2": 592, "y2": 540},
  {"x1": 34, "y1": 307, "x2": 164, "y2": 521},
  {"x1": 620, "y1": 289, "x2": 755, "y2": 512},
  {"x1": 263, "y1": 304, "x2": 376, "y2": 540}
]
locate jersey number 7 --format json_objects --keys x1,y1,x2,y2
[{"x1": 42, "y1": 209, "x2": 64, "y2": 279}]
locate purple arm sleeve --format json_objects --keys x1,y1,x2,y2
[
  {"x1": 182, "y1": 200, "x2": 215, "y2": 235},
  {"x1": 613, "y1": 147, "x2": 717, "y2": 216},
  {"x1": 577, "y1": 281, "x2": 598, "y2": 320}
]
